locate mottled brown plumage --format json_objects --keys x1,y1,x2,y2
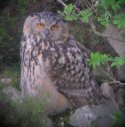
[{"x1": 20, "y1": 12, "x2": 103, "y2": 114}]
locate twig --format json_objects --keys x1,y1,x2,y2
[
  {"x1": 57, "y1": 0, "x2": 66, "y2": 7},
  {"x1": 79, "y1": 0, "x2": 85, "y2": 9},
  {"x1": 84, "y1": 0, "x2": 92, "y2": 9},
  {"x1": 57, "y1": 0, "x2": 80, "y2": 11},
  {"x1": 90, "y1": 0, "x2": 95, "y2": 10},
  {"x1": 82, "y1": 0, "x2": 91, "y2": 11},
  {"x1": 89, "y1": 19, "x2": 125, "y2": 43},
  {"x1": 109, "y1": 81, "x2": 125, "y2": 88},
  {"x1": 109, "y1": 81, "x2": 125, "y2": 85},
  {"x1": 98, "y1": 68, "x2": 116, "y2": 81}
]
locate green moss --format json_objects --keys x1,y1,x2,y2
[{"x1": 11, "y1": 95, "x2": 49, "y2": 127}]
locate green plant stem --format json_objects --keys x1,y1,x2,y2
[
  {"x1": 105, "y1": 62, "x2": 115, "y2": 80},
  {"x1": 98, "y1": 67, "x2": 116, "y2": 81}
]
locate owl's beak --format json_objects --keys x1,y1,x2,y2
[{"x1": 44, "y1": 29, "x2": 49, "y2": 39}]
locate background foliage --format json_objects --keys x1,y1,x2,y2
[{"x1": 0, "y1": 0, "x2": 58, "y2": 67}]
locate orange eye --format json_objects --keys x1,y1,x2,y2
[
  {"x1": 36, "y1": 23, "x2": 44, "y2": 29},
  {"x1": 51, "y1": 25, "x2": 59, "y2": 30}
]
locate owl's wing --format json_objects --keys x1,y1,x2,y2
[{"x1": 43, "y1": 36, "x2": 102, "y2": 107}]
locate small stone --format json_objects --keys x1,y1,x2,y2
[
  {"x1": 70, "y1": 86, "x2": 121, "y2": 127},
  {"x1": 3, "y1": 86, "x2": 21, "y2": 101},
  {"x1": 0, "y1": 78, "x2": 12, "y2": 84},
  {"x1": 101, "y1": 82, "x2": 114, "y2": 100},
  {"x1": 39, "y1": 115, "x2": 53, "y2": 127},
  {"x1": 70, "y1": 106, "x2": 96, "y2": 127}
]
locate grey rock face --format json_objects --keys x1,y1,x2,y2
[
  {"x1": 105, "y1": 25, "x2": 125, "y2": 81},
  {"x1": 70, "y1": 99, "x2": 121, "y2": 127},
  {"x1": 70, "y1": 106, "x2": 96, "y2": 127},
  {"x1": 69, "y1": 83, "x2": 121, "y2": 127},
  {"x1": 3, "y1": 86, "x2": 21, "y2": 101},
  {"x1": 105, "y1": 25, "x2": 125, "y2": 57},
  {"x1": 93, "y1": 25, "x2": 125, "y2": 82},
  {"x1": 0, "y1": 78, "x2": 12, "y2": 84}
]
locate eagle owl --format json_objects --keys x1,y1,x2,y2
[{"x1": 20, "y1": 12, "x2": 102, "y2": 114}]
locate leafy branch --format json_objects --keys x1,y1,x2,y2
[
  {"x1": 88, "y1": 52, "x2": 125, "y2": 86},
  {"x1": 57, "y1": 0, "x2": 125, "y2": 43},
  {"x1": 88, "y1": 52, "x2": 125, "y2": 69}
]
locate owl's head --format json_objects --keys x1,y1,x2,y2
[{"x1": 23, "y1": 12, "x2": 69, "y2": 43}]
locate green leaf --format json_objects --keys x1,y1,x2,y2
[
  {"x1": 97, "y1": 13, "x2": 110, "y2": 27},
  {"x1": 111, "y1": 2, "x2": 121, "y2": 11},
  {"x1": 64, "y1": 4, "x2": 74, "y2": 15},
  {"x1": 111, "y1": 0, "x2": 121, "y2": 11},
  {"x1": 113, "y1": 14, "x2": 125, "y2": 28},
  {"x1": 88, "y1": 52, "x2": 110, "y2": 69},
  {"x1": 101, "y1": 0, "x2": 111, "y2": 9},
  {"x1": 79, "y1": 9, "x2": 92, "y2": 23},
  {"x1": 111, "y1": 57, "x2": 125, "y2": 67},
  {"x1": 117, "y1": 0, "x2": 125, "y2": 4},
  {"x1": 101, "y1": 0, "x2": 122, "y2": 12},
  {"x1": 112, "y1": 112, "x2": 122, "y2": 125},
  {"x1": 98, "y1": 18, "x2": 110, "y2": 27},
  {"x1": 63, "y1": 4, "x2": 77, "y2": 21}
]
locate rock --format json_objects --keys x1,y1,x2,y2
[
  {"x1": 104, "y1": 25, "x2": 125, "y2": 81},
  {"x1": 70, "y1": 105, "x2": 96, "y2": 127},
  {"x1": 70, "y1": 99, "x2": 121, "y2": 127},
  {"x1": 69, "y1": 83, "x2": 121, "y2": 127},
  {"x1": 3, "y1": 86, "x2": 21, "y2": 101},
  {"x1": 116, "y1": 66, "x2": 125, "y2": 81},
  {"x1": 40, "y1": 116, "x2": 53, "y2": 127},
  {"x1": 115, "y1": 88, "x2": 125, "y2": 113},
  {"x1": 0, "y1": 78, "x2": 12, "y2": 84},
  {"x1": 105, "y1": 25, "x2": 125, "y2": 57},
  {"x1": 100, "y1": 82, "x2": 114, "y2": 100},
  {"x1": 93, "y1": 25, "x2": 125, "y2": 82}
]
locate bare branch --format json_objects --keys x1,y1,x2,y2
[
  {"x1": 81, "y1": 0, "x2": 91, "y2": 11},
  {"x1": 84, "y1": 0, "x2": 92, "y2": 8},
  {"x1": 57, "y1": 0, "x2": 66, "y2": 7},
  {"x1": 89, "y1": 19, "x2": 125, "y2": 42},
  {"x1": 57, "y1": 0, "x2": 80, "y2": 11},
  {"x1": 79, "y1": 0, "x2": 85, "y2": 9},
  {"x1": 109, "y1": 81, "x2": 125, "y2": 88},
  {"x1": 90, "y1": 0, "x2": 95, "y2": 10},
  {"x1": 98, "y1": 68, "x2": 116, "y2": 82}
]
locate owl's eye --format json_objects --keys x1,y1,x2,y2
[
  {"x1": 51, "y1": 25, "x2": 59, "y2": 30},
  {"x1": 36, "y1": 23, "x2": 44, "y2": 29}
]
